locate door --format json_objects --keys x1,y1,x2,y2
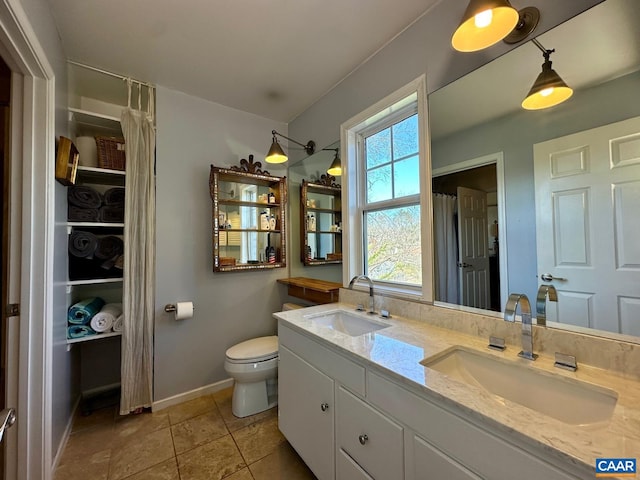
[
  {"x1": 0, "y1": 58, "x2": 14, "y2": 478},
  {"x1": 534, "y1": 116, "x2": 640, "y2": 334},
  {"x1": 456, "y1": 186, "x2": 490, "y2": 309}
]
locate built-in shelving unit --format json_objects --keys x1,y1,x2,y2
[{"x1": 66, "y1": 108, "x2": 126, "y2": 345}]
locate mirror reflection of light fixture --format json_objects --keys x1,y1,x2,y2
[
  {"x1": 325, "y1": 148, "x2": 341, "y2": 176},
  {"x1": 522, "y1": 39, "x2": 573, "y2": 110},
  {"x1": 451, "y1": 0, "x2": 519, "y2": 52},
  {"x1": 265, "y1": 130, "x2": 315, "y2": 164}
]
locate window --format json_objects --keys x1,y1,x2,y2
[
  {"x1": 363, "y1": 112, "x2": 421, "y2": 285},
  {"x1": 342, "y1": 76, "x2": 433, "y2": 299}
]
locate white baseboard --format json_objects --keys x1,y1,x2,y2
[
  {"x1": 51, "y1": 394, "x2": 81, "y2": 472},
  {"x1": 152, "y1": 378, "x2": 234, "y2": 411}
]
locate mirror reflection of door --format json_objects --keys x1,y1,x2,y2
[
  {"x1": 534, "y1": 115, "x2": 640, "y2": 335},
  {"x1": 457, "y1": 186, "x2": 490, "y2": 309},
  {"x1": 432, "y1": 164, "x2": 501, "y2": 311}
]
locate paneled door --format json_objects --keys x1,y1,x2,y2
[
  {"x1": 456, "y1": 186, "x2": 490, "y2": 309},
  {"x1": 534, "y1": 116, "x2": 640, "y2": 334}
]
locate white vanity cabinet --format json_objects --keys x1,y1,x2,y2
[
  {"x1": 408, "y1": 434, "x2": 481, "y2": 480},
  {"x1": 336, "y1": 386, "x2": 404, "y2": 480},
  {"x1": 278, "y1": 320, "x2": 588, "y2": 480},
  {"x1": 278, "y1": 346, "x2": 335, "y2": 480}
]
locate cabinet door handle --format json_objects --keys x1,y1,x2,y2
[
  {"x1": 320, "y1": 403, "x2": 329, "y2": 412},
  {"x1": 358, "y1": 434, "x2": 368, "y2": 445}
]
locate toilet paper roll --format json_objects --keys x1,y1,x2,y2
[
  {"x1": 174, "y1": 302, "x2": 194, "y2": 320},
  {"x1": 76, "y1": 136, "x2": 98, "y2": 167}
]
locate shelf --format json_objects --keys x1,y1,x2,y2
[
  {"x1": 218, "y1": 199, "x2": 281, "y2": 208},
  {"x1": 67, "y1": 222, "x2": 125, "y2": 228},
  {"x1": 76, "y1": 166, "x2": 125, "y2": 185},
  {"x1": 307, "y1": 230, "x2": 342, "y2": 235},
  {"x1": 219, "y1": 228, "x2": 281, "y2": 233},
  {"x1": 69, "y1": 107, "x2": 122, "y2": 137},
  {"x1": 278, "y1": 277, "x2": 342, "y2": 304},
  {"x1": 306, "y1": 207, "x2": 341, "y2": 213},
  {"x1": 67, "y1": 331, "x2": 122, "y2": 345},
  {"x1": 67, "y1": 278, "x2": 123, "y2": 286}
]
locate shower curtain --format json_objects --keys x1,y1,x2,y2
[
  {"x1": 433, "y1": 193, "x2": 459, "y2": 303},
  {"x1": 120, "y1": 81, "x2": 156, "y2": 414}
]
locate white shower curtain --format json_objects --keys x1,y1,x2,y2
[
  {"x1": 433, "y1": 193, "x2": 459, "y2": 303},
  {"x1": 120, "y1": 81, "x2": 156, "y2": 414}
]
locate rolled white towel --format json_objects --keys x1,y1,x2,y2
[
  {"x1": 90, "y1": 303, "x2": 122, "y2": 333},
  {"x1": 112, "y1": 314, "x2": 124, "y2": 333}
]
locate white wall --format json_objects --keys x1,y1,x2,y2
[{"x1": 154, "y1": 86, "x2": 288, "y2": 401}]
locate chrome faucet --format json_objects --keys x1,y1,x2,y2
[
  {"x1": 504, "y1": 293, "x2": 537, "y2": 361},
  {"x1": 536, "y1": 284, "x2": 557, "y2": 326},
  {"x1": 348, "y1": 275, "x2": 375, "y2": 315}
]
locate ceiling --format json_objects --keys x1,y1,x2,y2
[
  {"x1": 48, "y1": 0, "x2": 441, "y2": 122},
  {"x1": 429, "y1": 0, "x2": 640, "y2": 139}
]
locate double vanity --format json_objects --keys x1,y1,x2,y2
[{"x1": 274, "y1": 300, "x2": 640, "y2": 480}]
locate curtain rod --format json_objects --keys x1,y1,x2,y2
[{"x1": 68, "y1": 60, "x2": 154, "y2": 88}]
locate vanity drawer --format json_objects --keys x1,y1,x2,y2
[
  {"x1": 410, "y1": 434, "x2": 481, "y2": 480},
  {"x1": 337, "y1": 448, "x2": 374, "y2": 480},
  {"x1": 336, "y1": 386, "x2": 403, "y2": 480},
  {"x1": 367, "y1": 371, "x2": 580, "y2": 480},
  {"x1": 279, "y1": 323, "x2": 366, "y2": 396}
]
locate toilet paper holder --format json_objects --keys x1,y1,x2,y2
[{"x1": 164, "y1": 304, "x2": 196, "y2": 313}]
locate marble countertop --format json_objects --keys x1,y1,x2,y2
[{"x1": 274, "y1": 302, "x2": 640, "y2": 473}]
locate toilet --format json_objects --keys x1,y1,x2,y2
[
  {"x1": 223, "y1": 303, "x2": 303, "y2": 418},
  {"x1": 224, "y1": 335, "x2": 279, "y2": 418}
]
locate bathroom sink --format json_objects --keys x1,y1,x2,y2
[
  {"x1": 421, "y1": 346, "x2": 618, "y2": 426},
  {"x1": 304, "y1": 310, "x2": 391, "y2": 337}
]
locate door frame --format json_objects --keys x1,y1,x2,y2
[
  {"x1": 432, "y1": 152, "x2": 508, "y2": 310},
  {"x1": 0, "y1": 1, "x2": 55, "y2": 479}
]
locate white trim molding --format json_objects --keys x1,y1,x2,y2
[
  {"x1": 152, "y1": 378, "x2": 234, "y2": 411},
  {"x1": 0, "y1": 1, "x2": 56, "y2": 479},
  {"x1": 432, "y1": 151, "x2": 509, "y2": 310},
  {"x1": 340, "y1": 75, "x2": 433, "y2": 302}
]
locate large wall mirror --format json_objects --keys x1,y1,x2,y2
[{"x1": 429, "y1": 0, "x2": 640, "y2": 340}]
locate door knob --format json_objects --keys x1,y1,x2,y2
[
  {"x1": 320, "y1": 403, "x2": 329, "y2": 412},
  {"x1": 540, "y1": 273, "x2": 567, "y2": 282},
  {"x1": 457, "y1": 262, "x2": 471, "y2": 268},
  {"x1": 358, "y1": 434, "x2": 368, "y2": 445}
]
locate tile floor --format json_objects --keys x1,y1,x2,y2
[{"x1": 54, "y1": 387, "x2": 317, "y2": 480}]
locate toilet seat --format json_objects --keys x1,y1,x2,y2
[{"x1": 225, "y1": 335, "x2": 278, "y2": 363}]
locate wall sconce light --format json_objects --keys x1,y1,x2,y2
[
  {"x1": 521, "y1": 39, "x2": 573, "y2": 110},
  {"x1": 265, "y1": 130, "x2": 315, "y2": 164},
  {"x1": 325, "y1": 148, "x2": 341, "y2": 176},
  {"x1": 451, "y1": 0, "x2": 519, "y2": 52}
]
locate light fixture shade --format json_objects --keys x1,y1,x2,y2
[
  {"x1": 522, "y1": 58, "x2": 573, "y2": 110},
  {"x1": 265, "y1": 138, "x2": 288, "y2": 164},
  {"x1": 327, "y1": 152, "x2": 342, "y2": 176},
  {"x1": 452, "y1": 0, "x2": 519, "y2": 52}
]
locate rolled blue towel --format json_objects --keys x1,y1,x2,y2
[
  {"x1": 67, "y1": 297, "x2": 106, "y2": 325},
  {"x1": 67, "y1": 325, "x2": 96, "y2": 339}
]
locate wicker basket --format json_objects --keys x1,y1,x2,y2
[{"x1": 95, "y1": 136, "x2": 126, "y2": 171}]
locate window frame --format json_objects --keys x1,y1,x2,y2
[{"x1": 340, "y1": 75, "x2": 433, "y2": 300}]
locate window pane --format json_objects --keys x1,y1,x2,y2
[
  {"x1": 392, "y1": 115, "x2": 418, "y2": 160},
  {"x1": 393, "y1": 155, "x2": 420, "y2": 197},
  {"x1": 366, "y1": 128, "x2": 390, "y2": 168},
  {"x1": 367, "y1": 165, "x2": 392, "y2": 203},
  {"x1": 365, "y1": 205, "x2": 422, "y2": 285}
]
